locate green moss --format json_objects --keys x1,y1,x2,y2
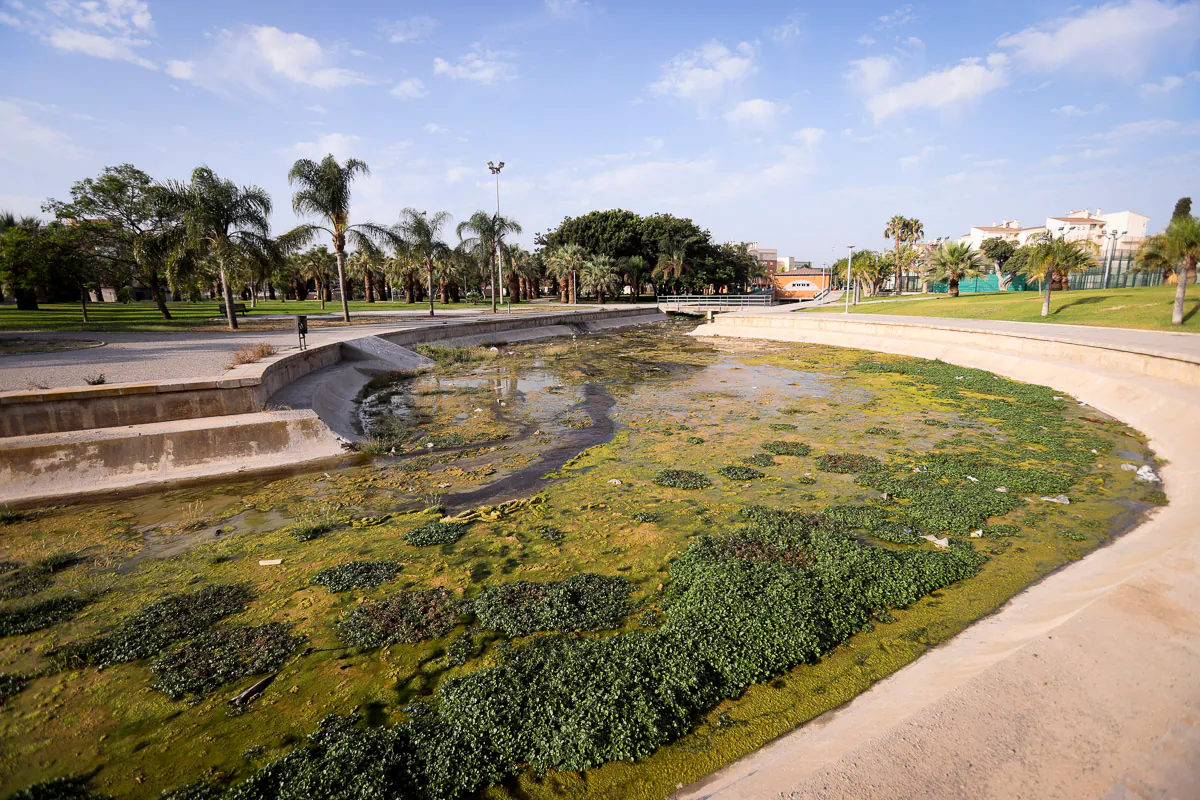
[
  {"x1": 0, "y1": 595, "x2": 91, "y2": 637},
  {"x1": 816, "y1": 453, "x2": 882, "y2": 473},
  {"x1": 740, "y1": 454, "x2": 775, "y2": 467},
  {"x1": 717, "y1": 465, "x2": 766, "y2": 481},
  {"x1": 653, "y1": 470, "x2": 711, "y2": 490},
  {"x1": 761, "y1": 441, "x2": 811, "y2": 457}
]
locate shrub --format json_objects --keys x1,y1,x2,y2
[
  {"x1": 632, "y1": 512, "x2": 659, "y2": 523},
  {"x1": 685, "y1": 436, "x2": 705, "y2": 445},
  {"x1": 653, "y1": 470, "x2": 710, "y2": 490},
  {"x1": 535, "y1": 525, "x2": 565, "y2": 543},
  {"x1": 312, "y1": 562, "x2": 401, "y2": 593},
  {"x1": 921, "y1": 418, "x2": 950, "y2": 428},
  {"x1": 360, "y1": 418, "x2": 414, "y2": 455},
  {"x1": 0, "y1": 672, "x2": 27, "y2": 704},
  {"x1": 474, "y1": 574, "x2": 632, "y2": 637},
  {"x1": 337, "y1": 589, "x2": 461, "y2": 648},
  {"x1": 6, "y1": 776, "x2": 108, "y2": 800},
  {"x1": 405, "y1": 521, "x2": 469, "y2": 547},
  {"x1": 717, "y1": 465, "x2": 765, "y2": 481},
  {"x1": 865, "y1": 426, "x2": 899, "y2": 436},
  {"x1": 762, "y1": 441, "x2": 811, "y2": 457},
  {"x1": 0, "y1": 508, "x2": 27, "y2": 525},
  {"x1": 83, "y1": 373, "x2": 106, "y2": 386},
  {"x1": 225, "y1": 342, "x2": 277, "y2": 369},
  {"x1": 48, "y1": 584, "x2": 252, "y2": 669},
  {"x1": 0, "y1": 596, "x2": 90, "y2": 637},
  {"x1": 797, "y1": 476, "x2": 816, "y2": 485},
  {"x1": 741, "y1": 453, "x2": 775, "y2": 467},
  {"x1": 415, "y1": 344, "x2": 494, "y2": 366},
  {"x1": 445, "y1": 633, "x2": 477, "y2": 668},
  {"x1": 767, "y1": 423, "x2": 797, "y2": 431},
  {"x1": 816, "y1": 453, "x2": 882, "y2": 473},
  {"x1": 152, "y1": 623, "x2": 303, "y2": 700}
]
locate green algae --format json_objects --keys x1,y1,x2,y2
[{"x1": 0, "y1": 320, "x2": 1163, "y2": 799}]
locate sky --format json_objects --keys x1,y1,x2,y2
[{"x1": 1, "y1": 0, "x2": 1199, "y2": 266}]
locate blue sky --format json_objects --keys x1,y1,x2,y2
[{"x1": 1, "y1": 0, "x2": 1198, "y2": 265}]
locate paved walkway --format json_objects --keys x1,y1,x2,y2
[{"x1": 0, "y1": 305, "x2": 657, "y2": 391}]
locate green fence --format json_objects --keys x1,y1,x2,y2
[{"x1": 928, "y1": 254, "x2": 1165, "y2": 294}]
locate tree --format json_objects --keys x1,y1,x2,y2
[
  {"x1": 286, "y1": 155, "x2": 396, "y2": 323},
  {"x1": 546, "y1": 243, "x2": 586, "y2": 303},
  {"x1": 457, "y1": 210, "x2": 521, "y2": 311},
  {"x1": 580, "y1": 254, "x2": 620, "y2": 304},
  {"x1": 623, "y1": 255, "x2": 649, "y2": 301},
  {"x1": 397, "y1": 208, "x2": 452, "y2": 318},
  {"x1": 1022, "y1": 233, "x2": 1099, "y2": 316},
  {"x1": 927, "y1": 242, "x2": 987, "y2": 298},
  {"x1": 44, "y1": 164, "x2": 183, "y2": 319},
  {"x1": 884, "y1": 215, "x2": 924, "y2": 293},
  {"x1": 0, "y1": 212, "x2": 44, "y2": 309},
  {"x1": 1171, "y1": 197, "x2": 1192, "y2": 223},
  {"x1": 1137, "y1": 215, "x2": 1200, "y2": 325},
  {"x1": 162, "y1": 167, "x2": 273, "y2": 330},
  {"x1": 980, "y1": 238, "x2": 1018, "y2": 289}
]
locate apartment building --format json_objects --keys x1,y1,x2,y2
[{"x1": 960, "y1": 208, "x2": 1149, "y2": 252}]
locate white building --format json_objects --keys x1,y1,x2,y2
[{"x1": 960, "y1": 208, "x2": 1149, "y2": 252}]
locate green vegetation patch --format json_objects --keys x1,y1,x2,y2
[
  {"x1": 0, "y1": 672, "x2": 28, "y2": 704},
  {"x1": 767, "y1": 423, "x2": 797, "y2": 431},
  {"x1": 311, "y1": 561, "x2": 401, "y2": 593},
  {"x1": 0, "y1": 552, "x2": 83, "y2": 601},
  {"x1": 685, "y1": 436, "x2": 705, "y2": 445},
  {"x1": 415, "y1": 344, "x2": 495, "y2": 366},
  {"x1": 289, "y1": 521, "x2": 334, "y2": 542},
  {"x1": 49, "y1": 584, "x2": 253, "y2": 669},
  {"x1": 6, "y1": 776, "x2": 107, "y2": 800},
  {"x1": 337, "y1": 589, "x2": 461, "y2": 648},
  {"x1": 0, "y1": 596, "x2": 90, "y2": 638},
  {"x1": 405, "y1": 521, "x2": 469, "y2": 547},
  {"x1": 717, "y1": 465, "x2": 766, "y2": 481},
  {"x1": 865, "y1": 426, "x2": 900, "y2": 436},
  {"x1": 473, "y1": 574, "x2": 632, "y2": 637},
  {"x1": 816, "y1": 453, "x2": 883, "y2": 473},
  {"x1": 653, "y1": 470, "x2": 711, "y2": 490},
  {"x1": 762, "y1": 441, "x2": 812, "y2": 457},
  {"x1": 741, "y1": 453, "x2": 775, "y2": 467},
  {"x1": 151, "y1": 623, "x2": 303, "y2": 700}
]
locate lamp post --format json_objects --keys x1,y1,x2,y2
[
  {"x1": 487, "y1": 160, "x2": 508, "y2": 314},
  {"x1": 844, "y1": 246, "x2": 855, "y2": 314},
  {"x1": 1100, "y1": 229, "x2": 1121, "y2": 290}
]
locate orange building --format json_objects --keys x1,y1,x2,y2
[{"x1": 773, "y1": 268, "x2": 833, "y2": 300}]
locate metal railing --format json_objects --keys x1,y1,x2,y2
[{"x1": 657, "y1": 294, "x2": 774, "y2": 311}]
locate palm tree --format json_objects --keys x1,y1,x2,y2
[
  {"x1": 546, "y1": 243, "x2": 586, "y2": 303},
  {"x1": 927, "y1": 242, "x2": 987, "y2": 299},
  {"x1": 622, "y1": 255, "x2": 649, "y2": 303},
  {"x1": 653, "y1": 233, "x2": 697, "y2": 293},
  {"x1": 397, "y1": 208, "x2": 452, "y2": 318},
  {"x1": 1022, "y1": 233, "x2": 1099, "y2": 317},
  {"x1": 580, "y1": 254, "x2": 620, "y2": 304},
  {"x1": 1136, "y1": 215, "x2": 1200, "y2": 325},
  {"x1": 285, "y1": 155, "x2": 396, "y2": 323},
  {"x1": 455, "y1": 210, "x2": 522, "y2": 312},
  {"x1": 162, "y1": 167, "x2": 272, "y2": 330}
]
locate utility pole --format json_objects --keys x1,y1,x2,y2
[
  {"x1": 844, "y1": 246, "x2": 855, "y2": 313},
  {"x1": 488, "y1": 161, "x2": 509, "y2": 314}
]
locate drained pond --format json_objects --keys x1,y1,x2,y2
[{"x1": 0, "y1": 318, "x2": 1165, "y2": 799}]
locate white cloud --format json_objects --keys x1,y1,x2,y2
[
  {"x1": 284, "y1": 132, "x2": 362, "y2": 161},
  {"x1": 1085, "y1": 118, "x2": 1200, "y2": 140},
  {"x1": 971, "y1": 158, "x2": 1009, "y2": 168},
  {"x1": 46, "y1": 26, "x2": 155, "y2": 68},
  {"x1": 0, "y1": 11, "x2": 21, "y2": 27},
  {"x1": 387, "y1": 15, "x2": 437, "y2": 43},
  {"x1": 723, "y1": 98, "x2": 783, "y2": 129},
  {"x1": 1079, "y1": 147, "x2": 1119, "y2": 159},
  {"x1": 897, "y1": 36, "x2": 924, "y2": 54},
  {"x1": 770, "y1": 13, "x2": 804, "y2": 44},
  {"x1": 761, "y1": 128, "x2": 826, "y2": 182},
  {"x1": 545, "y1": 0, "x2": 588, "y2": 18},
  {"x1": 865, "y1": 54, "x2": 1009, "y2": 123},
  {"x1": 1042, "y1": 154, "x2": 1069, "y2": 168},
  {"x1": 0, "y1": 99, "x2": 86, "y2": 162},
  {"x1": 998, "y1": 0, "x2": 1200, "y2": 77},
  {"x1": 306, "y1": 104, "x2": 328, "y2": 114},
  {"x1": 433, "y1": 47, "x2": 516, "y2": 84},
  {"x1": 5, "y1": 0, "x2": 158, "y2": 69},
  {"x1": 846, "y1": 55, "x2": 895, "y2": 93},
  {"x1": 423, "y1": 123, "x2": 448, "y2": 134},
  {"x1": 877, "y1": 5, "x2": 916, "y2": 28},
  {"x1": 170, "y1": 26, "x2": 374, "y2": 93},
  {"x1": 445, "y1": 166, "x2": 474, "y2": 183},
  {"x1": 391, "y1": 78, "x2": 427, "y2": 99},
  {"x1": 1052, "y1": 103, "x2": 1105, "y2": 116},
  {"x1": 1139, "y1": 73, "x2": 1199, "y2": 96},
  {"x1": 899, "y1": 144, "x2": 943, "y2": 169},
  {"x1": 649, "y1": 40, "x2": 756, "y2": 103},
  {"x1": 46, "y1": 0, "x2": 153, "y2": 33},
  {"x1": 857, "y1": 34, "x2": 876, "y2": 46}
]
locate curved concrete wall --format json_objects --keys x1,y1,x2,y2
[{"x1": 683, "y1": 314, "x2": 1200, "y2": 798}]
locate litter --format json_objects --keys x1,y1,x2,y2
[
  {"x1": 921, "y1": 534, "x2": 949, "y2": 549},
  {"x1": 970, "y1": 530, "x2": 983, "y2": 538},
  {"x1": 607, "y1": 479, "x2": 623, "y2": 485},
  {"x1": 1135, "y1": 465, "x2": 1159, "y2": 483},
  {"x1": 966, "y1": 476, "x2": 979, "y2": 483},
  {"x1": 1040, "y1": 494, "x2": 1071, "y2": 504},
  {"x1": 258, "y1": 559, "x2": 282, "y2": 566}
]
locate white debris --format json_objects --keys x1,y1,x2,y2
[
  {"x1": 955, "y1": 376, "x2": 964, "y2": 380},
  {"x1": 966, "y1": 475, "x2": 979, "y2": 483},
  {"x1": 607, "y1": 479, "x2": 623, "y2": 485},
  {"x1": 489, "y1": 346, "x2": 499, "y2": 352},
  {"x1": 1136, "y1": 465, "x2": 1160, "y2": 483},
  {"x1": 437, "y1": 482, "x2": 452, "y2": 489},
  {"x1": 499, "y1": 401, "x2": 507, "y2": 406},
  {"x1": 1120, "y1": 463, "x2": 1138, "y2": 471},
  {"x1": 474, "y1": 408, "x2": 484, "y2": 413},
  {"x1": 1053, "y1": 395, "x2": 1064, "y2": 400},
  {"x1": 425, "y1": 443, "x2": 435, "y2": 449},
  {"x1": 970, "y1": 530, "x2": 983, "y2": 538},
  {"x1": 258, "y1": 559, "x2": 282, "y2": 566},
  {"x1": 1091, "y1": 449, "x2": 1098, "y2": 454},
  {"x1": 1041, "y1": 494, "x2": 1071, "y2": 504},
  {"x1": 921, "y1": 534, "x2": 950, "y2": 549},
  {"x1": 996, "y1": 487, "x2": 1009, "y2": 493}
]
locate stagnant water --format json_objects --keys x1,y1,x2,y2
[{"x1": 0, "y1": 319, "x2": 1164, "y2": 800}]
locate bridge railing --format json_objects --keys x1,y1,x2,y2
[{"x1": 657, "y1": 294, "x2": 774, "y2": 311}]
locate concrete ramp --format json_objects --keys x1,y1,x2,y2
[{"x1": 340, "y1": 335, "x2": 435, "y2": 371}]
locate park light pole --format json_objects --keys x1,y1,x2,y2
[
  {"x1": 844, "y1": 246, "x2": 855, "y2": 313},
  {"x1": 1101, "y1": 229, "x2": 1122, "y2": 290},
  {"x1": 488, "y1": 160, "x2": 510, "y2": 313}
]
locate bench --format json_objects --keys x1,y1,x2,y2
[{"x1": 218, "y1": 303, "x2": 249, "y2": 316}]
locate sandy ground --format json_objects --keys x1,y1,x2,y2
[{"x1": 680, "y1": 314, "x2": 1200, "y2": 800}]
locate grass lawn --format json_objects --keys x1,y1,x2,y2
[{"x1": 815, "y1": 285, "x2": 1200, "y2": 333}]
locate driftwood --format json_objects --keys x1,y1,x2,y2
[{"x1": 229, "y1": 673, "x2": 275, "y2": 707}]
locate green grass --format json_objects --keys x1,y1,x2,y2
[
  {"x1": 0, "y1": 300, "x2": 503, "y2": 332},
  {"x1": 810, "y1": 285, "x2": 1200, "y2": 333}
]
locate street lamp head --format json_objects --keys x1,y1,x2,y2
[{"x1": 488, "y1": 160, "x2": 505, "y2": 175}]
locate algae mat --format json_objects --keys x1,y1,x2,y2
[{"x1": 0, "y1": 318, "x2": 1163, "y2": 799}]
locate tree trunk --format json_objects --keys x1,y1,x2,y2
[
  {"x1": 427, "y1": 260, "x2": 435, "y2": 318},
  {"x1": 219, "y1": 262, "x2": 238, "y2": 331},
  {"x1": 489, "y1": 249, "x2": 498, "y2": 313},
  {"x1": 335, "y1": 248, "x2": 351, "y2": 322},
  {"x1": 1171, "y1": 256, "x2": 1193, "y2": 325},
  {"x1": 569, "y1": 271, "x2": 577, "y2": 304},
  {"x1": 149, "y1": 275, "x2": 172, "y2": 320},
  {"x1": 439, "y1": 279, "x2": 449, "y2": 305},
  {"x1": 1041, "y1": 278, "x2": 1052, "y2": 317},
  {"x1": 79, "y1": 287, "x2": 88, "y2": 323},
  {"x1": 949, "y1": 278, "x2": 960, "y2": 298},
  {"x1": 507, "y1": 268, "x2": 520, "y2": 305},
  {"x1": 14, "y1": 288, "x2": 37, "y2": 311},
  {"x1": 268, "y1": 283, "x2": 276, "y2": 301}
]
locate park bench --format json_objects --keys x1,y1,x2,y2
[{"x1": 218, "y1": 303, "x2": 248, "y2": 316}]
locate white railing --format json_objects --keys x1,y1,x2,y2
[
  {"x1": 810, "y1": 286, "x2": 832, "y2": 302},
  {"x1": 657, "y1": 294, "x2": 774, "y2": 311}
]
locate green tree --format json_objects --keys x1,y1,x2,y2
[
  {"x1": 884, "y1": 215, "x2": 924, "y2": 293},
  {"x1": 980, "y1": 238, "x2": 1018, "y2": 289},
  {"x1": 927, "y1": 242, "x2": 987, "y2": 298},
  {"x1": 547, "y1": 243, "x2": 586, "y2": 303},
  {"x1": 286, "y1": 155, "x2": 396, "y2": 322},
  {"x1": 397, "y1": 208, "x2": 452, "y2": 318},
  {"x1": 580, "y1": 254, "x2": 620, "y2": 303},
  {"x1": 44, "y1": 164, "x2": 183, "y2": 319},
  {"x1": 162, "y1": 167, "x2": 273, "y2": 330},
  {"x1": 623, "y1": 255, "x2": 649, "y2": 301},
  {"x1": 1022, "y1": 233, "x2": 1099, "y2": 317},
  {"x1": 457, "y1": 210, "x2": 522, "y2": 311},
  {"x1": 1136, "y1": 215, "x2": 1200, "y2": 325},
  {"x1": 1171, "y1": 197, "x2": 1192, "y2": 222},
  {"x1": 0, "y1": 212, "x2": 44, "y2": 309}
]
